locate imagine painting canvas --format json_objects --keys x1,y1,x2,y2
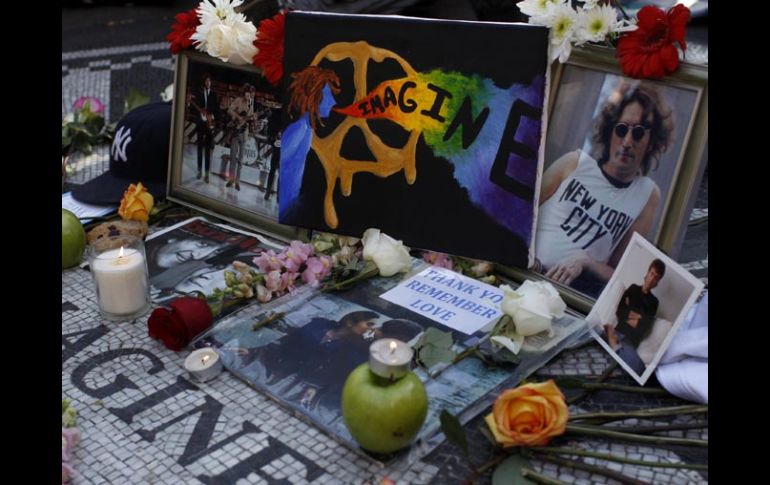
[{"x1": 278, "y1": 12, "x2": 549, "y2": 268}]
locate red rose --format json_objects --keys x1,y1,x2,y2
[
  {"x1": 167, "y1": 8, "x2": 200, "y2": 55},
  {"x1": 617, "y1": 4, "x2": 691, "y2": 79},
  {"x1": 148, "y1": 297, "x2": 213, "y2": 351}
]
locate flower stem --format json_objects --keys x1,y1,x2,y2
[
  {"x1": 523, "y1": 450, "x2": 648, "y2": 485},
  {"x1": 612, "y1": 0, "x2": 632, "y2": 21},
  {"x1": 566, "y1": 424, "x2": 708, "y2": 448},
  {"x1": 567, "y1": 361, "x2": 618, "y2": 405},
  {"x1": 570, "y1": 405, "x2": 708, "y2": 423},
  {"x1": 521, "y1": 468, "x2": 567, "y2": 485},
  {"x1": 475, "y1": 452, "x2": 508, "y2": 475},
  {"x1": 533, "y1": 446, "x2": 709, "y2": 470},
  {"x1": 252, "y1": 312, "x2": 285, "y2": 331},
  {"x1": 601, "y1": 422, "x2": 707, "y2": 435},
  {"x1": 321, "y1": 262, "x2": 379, "y2": 292},
  {"x1": 579, "y1": 382, "x2": 669, "y2": 394},
  {"x1": 533, "y1": 446, "x2": 707, "y2": 470}
]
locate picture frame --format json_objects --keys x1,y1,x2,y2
[
  {"x1": 586, "y1": 232, "x2": 705, "y2": 385},
  {"x1": 500, "y1": 45, "x2": 708, "y2": 315},
  {"x1": 167, "y1": 49, "x2": 302, "y2": 242}
]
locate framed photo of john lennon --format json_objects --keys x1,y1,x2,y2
[
  {"x1": 168, "y1": 49, "x2": 299, "y2": 241},
  {"x1": 278, "y1": 11, "x2": 551, "y2": 269},
  {"x1": 502, "y1": 46, "x2": 708, "y2": 314}
]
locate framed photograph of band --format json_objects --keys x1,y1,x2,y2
[
  {"x1": 167, "y1": 49, "x2": 300, "y2": 242},
  {"x1": 500, "y1": 45, "x2": 708, "y2": 314}
]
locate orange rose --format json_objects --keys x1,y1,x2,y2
[
  {"x1": 118, "y1": 183, "x2": 154, "y2": 222},
  {"x1": 484, "y1": 380, "x2": 568, "y2": 447}
]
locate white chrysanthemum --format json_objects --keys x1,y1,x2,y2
[
  {"x1": 517, "y1": 0, "x2": 564, "y2": 20},
  {"x1": 534, "y1": 3, "x2": 578, "y2": 63},
  {"x1": 197, "y1": 0, "x2": 244, "y2": 27},
  {"x1": 575, "y1": 4, "x2": 619, "y2": 44}
]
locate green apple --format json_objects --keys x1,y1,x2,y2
[
  {"x1": 62, "y1": 208, "x2": 86, "y2": 269},
  {"x1": 341, "y1": 363, "x2": 428, "y2": 454}
]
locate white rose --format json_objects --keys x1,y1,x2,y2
[
  {"x1": 361, "y1": 228, "x2": 412, "y2": 277},
  {"x1": 517, "y1": 280, "x2": 566, "y2": 318},
  {"x1": 499, "y1": 281, "x2": 566, "y2": 337}
]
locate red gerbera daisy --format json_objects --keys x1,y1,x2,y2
[
  {"x1": 617, "y1": 4, "x2": 691, "y2": 79},
  {"x1": 167, "y1": 8, "x2": 200, "y2": 55},
  {"x1": 253, "y1": 11, "x2": 287, "y2": 87}
]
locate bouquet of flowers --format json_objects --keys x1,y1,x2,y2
[{"x1": 516, "y1": 0, "x2": 692, "y2": 79}]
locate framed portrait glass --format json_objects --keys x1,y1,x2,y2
[
  {"x1": 167, "y1": 49, "x2": 300, "y2": 241},
  {"x1": 501, "y1": 46, "x2": 708, "y2": 314}
]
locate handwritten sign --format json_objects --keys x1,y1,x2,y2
[{"x1": 380, "y1": 267, "x2": 504, "y2": 334}]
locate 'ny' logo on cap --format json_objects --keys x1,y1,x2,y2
[{"x1": 112, "y1": 125, "x2": 132, "y2": 162}]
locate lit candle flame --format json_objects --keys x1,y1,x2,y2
[
  {"x1": 118, "y1": 246, "x2": 125, "y2": 258},
  {"x1": 389, "y1": 340, "x2": 397, "y2": 354},
  {"x1": 202, "y1": 354, "x2": 210, "y2": 365}
]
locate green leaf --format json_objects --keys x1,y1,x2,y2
[
  {"x1": 439, "y1": 410, "x2": 469, "y2": 458},
  {"x1": 492, "y1": 455, "x2": 536, "y2": 485},
  {"x1": 417, "y1": 345, "x2": 456, "y2": 369},
  {"x1": 490, "y1": 347, "x2": 521, "y2": 365},
  {"x1": 124, "y1": 87, "x2": 150, "y2": 114},
  {"x1": 414, "y1": 327, "x2": 455, "y2": 369},
  {"x1": 420, "y1": 326, "x2": 453, "y2": 347}
]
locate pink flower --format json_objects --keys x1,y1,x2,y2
[
  {"x1": 281, "y1": 241, "x2": 314, "y2": 271},
  {"x1": 280, "y1": 271, "x2": 299, "y2": 293},
  {"x1": 264, "y1": 269, "x2": 283, "y2": 292},
  {"x1": 423, "y1": 251, "x2": 454, "y2": 270},
  {"x1": 254, "y1": 250, "x2": 283, "y2": 273},
  {"x1": 62, "y1": 462, "x2": 76, "y2": 483},
  {"x1": 301, "y1": 256, "x2": 332, "y2": 286},
  {"x1": 256, "y1": 284, "x2": 272, "y2": 303},
  {"x1": 72, "y1": 96, "x2": 105, "y2": 114},
  {"x1": 61, "y1": 427, "x2": 81, "y2": 462}
]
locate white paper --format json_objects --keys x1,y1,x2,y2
[
  {"x1": 62, "y1": 192, "x2": 116, "y2": 221},
  {"x1": 379, "y1": 266, "x2": 504, "y2": 335}
]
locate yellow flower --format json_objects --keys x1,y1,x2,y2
[
  {"x1": 484, "y1": 379, "x2": 568, "y2": 447},
  {"x1": 118, "y1": 182, "x2": 154, "y2": 222}
]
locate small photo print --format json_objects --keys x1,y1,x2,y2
[{"x1": 586, "y1": 232, "x2": 704, "y2": 385}]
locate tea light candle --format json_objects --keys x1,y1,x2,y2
[
  {"x1": 91, "y1": 246, "x2": 149, "y2": 318},
  {"x1": 369, "y1": 338, "x2": 414, "y2": 380},
  {"x1": 184, "y1": 348, "x2": 223, "y2": 383}
]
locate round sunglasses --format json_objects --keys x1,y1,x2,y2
[{"x1": 614, "y1": 123, "x2": 649, "y2": 141}]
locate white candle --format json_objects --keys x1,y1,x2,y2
[
  {"x1": 91, "y1": 246, "x2": 149, "y2": 317},
  {"x1": 184, "y1": 348, "x2": 223, "y2": 383},
  {"x1": 369, "y1": 338, "x2": 414, "y2": 380}
]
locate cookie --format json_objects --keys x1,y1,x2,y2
[{"x1": 87, "y1": 220, "x2": 149, "y2": 245}]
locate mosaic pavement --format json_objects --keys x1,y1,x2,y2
[
  {"x1": 63, "y1": 262, "x2": 707, "y2": 484},
  {"x1": 63, "y1": 38, "x2": 708, "y2": 484}
]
